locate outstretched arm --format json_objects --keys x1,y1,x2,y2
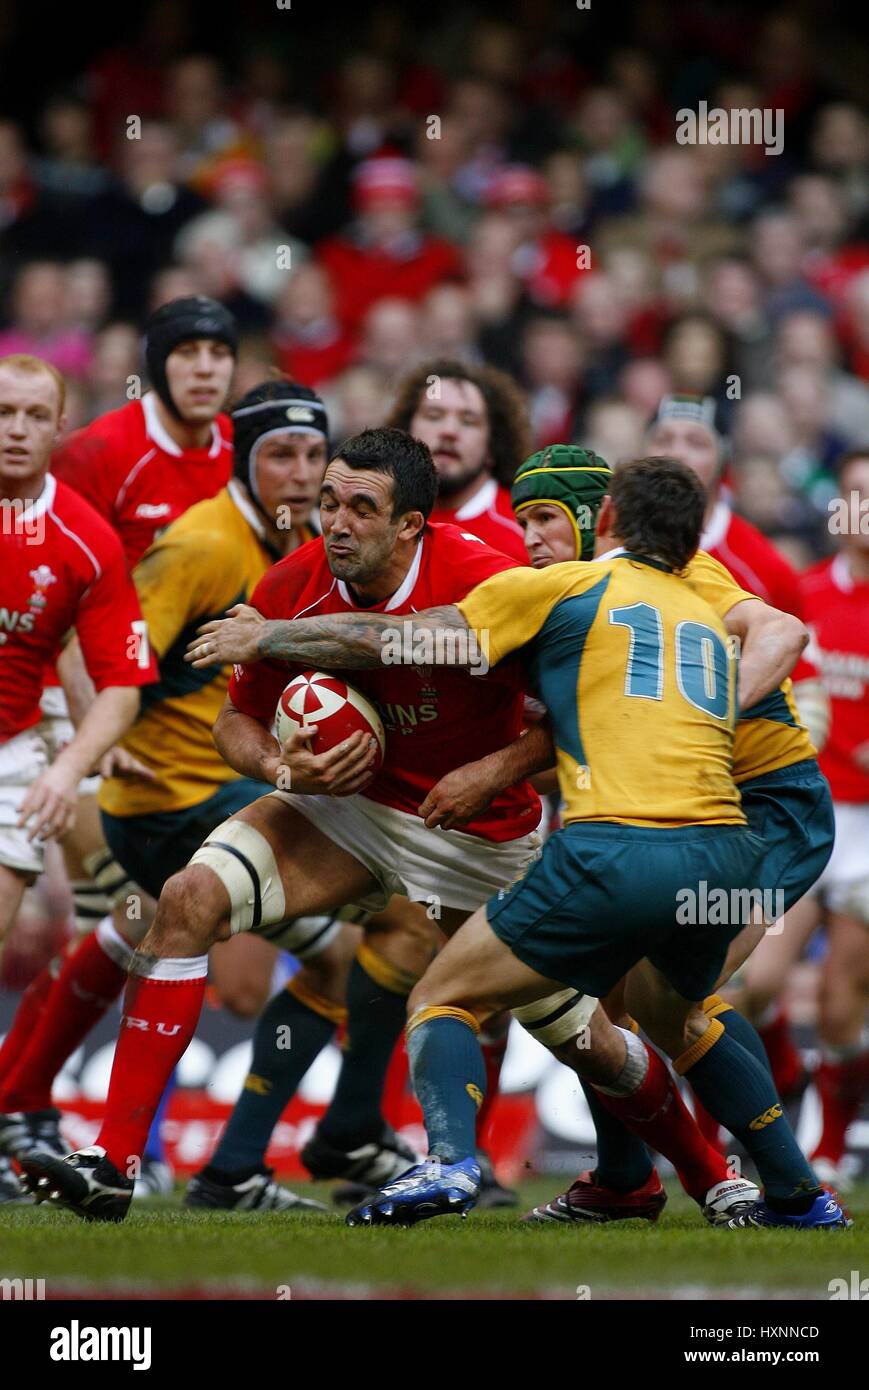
[{"x1": 186, "y1": 603, "x2": 474, "y2": 670}]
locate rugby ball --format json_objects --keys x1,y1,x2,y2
[{"x1": 275, "y1": 670, "x2": 385, "y2": 769}]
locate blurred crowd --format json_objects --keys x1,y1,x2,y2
[{"x1": 1, "y1": 2, "x2": 868, "y2": 565}]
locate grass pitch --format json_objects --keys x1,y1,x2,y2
[{"x1": 1, "y1": 1181, "x2": 867, "y2": 1300}]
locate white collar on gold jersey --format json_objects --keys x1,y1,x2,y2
[
  {"x1": 227, "y1": 478, "x2": 267, "y2": 539},
  {"x1": 142, "y1": 390, "x2": 223, "y2": 459},
  {"x1": 337, "y1": 534, "x2": 425, "y2": 611},
  {"x1": 454, "y1": 476, "x2": 498, "y2": 520},
  {"x1": 596, "y1": 545, "x2": 627, "y2": 562}
]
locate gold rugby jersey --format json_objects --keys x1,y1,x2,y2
[
  {"x1": 99, "y1": 483, "x2": 303, "y2": 817},
  {"x1": 459, "y1": 549, "x2": 744, "y2": 827},
  {"x1": 684, "y1": 550, "x2": 816, "y2": 783}
]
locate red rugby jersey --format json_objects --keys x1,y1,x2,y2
[
  {"x1": 800, "y1": 554, "x2": 869, "y2": 802},
  {"x1": 428, "y1": 479, "x2": 528, "y2": 562},
  {"x1": 229, "y1": 522, "x2": 541, "y2": 841},
  {"x1": 52, "y1": 392, "x2": 233, "y2": 570},
  {"x1": 1, "y1": 475, "x2": 157, "y2": 744},
  {"x1": 702, "y1": 498, "x2": 816, "y2": 683}
]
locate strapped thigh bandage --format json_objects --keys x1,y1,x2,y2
[
  {"x1": 189, "y1": 818, "x2": 287, "y2": 934},
  {"x1": 512, "y1": 989, "x2": 599, "y2": 1047}
]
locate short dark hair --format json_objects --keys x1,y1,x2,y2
[
  {"x1": 609, "y1": 456, "x2": 707, "y2": 572},
  {"x1": 331, "y1": 427, "x2": 438, "y2": 523},
  {"x1": 385, "y1": 358, "x2": 531, "y2": 488}
]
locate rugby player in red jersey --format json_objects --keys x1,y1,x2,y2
[
  {"x1": 387, "y1": 359, "x2": 529, "y2": 562},
  {"x1": 799, "y1": 449, "x2": 869, "y2": 1186},
  {"x1": 647, "y1": 394, "x2": 828, "y2": 1108},
  {"x1": 305, "y1": 357, "x2": 531, "y2": 1200},
  {"x1": 44, "y1": 295, "x2": 237, "y2": 934},
  {"x1": 21, "y1": 297, "x2": 239, "y2": 1193},
  {"x1": 0, "y1": 354, "x2": 157, "y2": 1201},
  {"x1": 23, "y1": 428, "x2": 555, "y2": 1221}
]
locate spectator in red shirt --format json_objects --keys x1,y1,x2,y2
[
  {"x1": 484, "y1": 164, "x2": 583, "y2": 310},
  {"x1": 317, "y1": 156, "x2": 463, "y2": 331},
  {"x1": 271, "y1": 264, "x2": 357, "y2": 389}
]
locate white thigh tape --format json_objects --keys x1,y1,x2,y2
[
  {"x1": 513, "y1": 988, "x2": 599, "y2": 1046},
  {"x1": 96, "y1": 917, "x2": 136, "y2": 971},
  {"x1": 189, "y1": 818, "x2": 287, "y2": 935}
]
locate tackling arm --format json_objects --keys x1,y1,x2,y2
[
  {"x1": 725, "y1": 600, "x2": 809, "y2": 711},
  {"x1": 186, "y1": 603, "x2": 473, "y2": 670}
]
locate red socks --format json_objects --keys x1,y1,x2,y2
[
  {"x1": 0, "y1": 926, "x2": 130, "y2": 1113},
  {"x1": 595, "y1": 1044, "x2": 730, "y2": 1202},
  {"x1": 757, "y1": 1007, "x2": 803, "y2": 1098},
  {"x1": 477, "y1": 1029, "x2": 509, "y2": 1146},
  {"x1": 97, "y1": 967, "x2": 206, "y2": 1173},
  {"x1": 811, "y1": 1055, "x2": 869, "y2": 1166},
  {"x1": 0, "y1": 962, "x2": 56, "y2": 1090}
]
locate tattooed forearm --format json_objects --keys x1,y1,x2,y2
[{"x1": 256, "y1": 605, "x2": 471, "y2": 669}]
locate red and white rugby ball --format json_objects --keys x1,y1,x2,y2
[{"x1": 275, "y1": 670, "x2": 385, "y2": 768}]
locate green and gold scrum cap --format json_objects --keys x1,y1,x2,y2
[{"x1": 511, "y1": 445, "x2": 612, "y2": 560}]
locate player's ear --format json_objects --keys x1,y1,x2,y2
[
  {"x1": 397, "y1": 509, "x2": 426, "y2": 543},
  {"x1": 596, "y1": 494, "x2": 614, "y2": 537}
]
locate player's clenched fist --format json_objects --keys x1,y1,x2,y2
[
  {"x1": 185, "y1": 603, "x2": 266, "y2": 667},
  {"x1": 269, "y1": 723, "x2": 379, "y2": 797}
]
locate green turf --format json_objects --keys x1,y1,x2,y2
[{"x1": 1, "y1": 1181, "x2": 867, "y2": 1298}]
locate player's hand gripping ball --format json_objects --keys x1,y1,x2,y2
[{"x1": 275, "y1": 670, "x2": 386, "y2": 771}]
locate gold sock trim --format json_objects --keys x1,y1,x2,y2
[
  {"x1": 406, "y1": 1005, "x2": 481, "y2": 1040},
  {"x1": 287, "y1": 974, "x2": 347, "y2": 1027},
  {"x1": 625, "y1": 1015, "x2": 639, "y2": 1034},
  {"x1": 703, "y1": 993, "x2": 733, "y2": 1020},
  {"x1": 357, "y1": 940, "x2": 417, "y2": 996},
  {"x1": 673, "y1": 1017, "x2": 725, "y2": 1075}
]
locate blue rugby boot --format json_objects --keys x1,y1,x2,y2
[
  {"x1": 726, "y1": 1191, "x2": 852, "y2": 1230},
  {"x1": 346, "y1": 1155, "x2": 481, "y2": 1227}
]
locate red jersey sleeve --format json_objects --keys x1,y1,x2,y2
[
  {"x1": 52, "y1": 426, "x2": 117, "y2": 522},
  {"x1": 75, "y1": 535, "x2": 158, "y2": 691},
  {"x1": 434, "y1": 526, "x2": 520, "y2": 603},
  {"x1": 227, "y1": 564, "x2": 298, "y2": 725}
]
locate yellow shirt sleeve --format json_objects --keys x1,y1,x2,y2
[
  {"x1": 133, "y1": 526, "x2": 241, "y2": 659},
  {"x1": 685, "y1": 550, "x2": 763, "y2": 621},
  {"x1": 457, "y1": 562, "x2": 599, "y2": 666}
]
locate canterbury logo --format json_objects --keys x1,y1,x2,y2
[
  {"x1": 466, "y1": 1083, "x2": 484, "y2": 1109},
  {"x1": 748, "y1": 1104, "x2": 783, "y2": 1131},
  {"x1": 243, "y1": 1074, "x2": 272, "y2": 1096}
]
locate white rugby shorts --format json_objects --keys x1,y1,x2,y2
[
  {"x1": 271, "y1": 789, "x2": 542, "y2": 915},
  {"x1": 815, "y1": 802, "x2": 869, "y2": 920},
  {"x1": 0, "y1": 727, "x2": 51, "y2": 876}
]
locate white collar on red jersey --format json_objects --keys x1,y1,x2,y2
[
  {"x1": 700, "y1": 497, "x2": 731, "y2": 552},
  {"x1": 9, "y1": 471, "x2": 56, "y2": 523},
  {"x1": 453, "y1": 476, "x2": 498, "y2": 521},
  {"x1": 337, "y1": 535, "x2": 425, "y2": 611},
  {"x1": 142, "y1": 391, "x2": 223, "y2": 459},
  {"x1": 831, "y1": 552, "x2": 855, "y2": 593}
]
